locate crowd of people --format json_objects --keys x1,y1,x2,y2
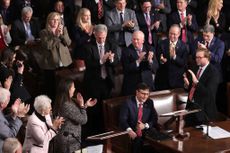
[{"x1": 0, "y1": 0, "x2": 230, "y2": 152}]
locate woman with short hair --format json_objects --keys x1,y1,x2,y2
[{"x1": 23, "y1": 95, "x2": 64, "y2": 153}]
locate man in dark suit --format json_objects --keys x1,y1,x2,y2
[
  {"x1": 168, "y1": 0, "x2": 198, "y2": 49},
  {"x1": 83, "y1": 24, "x2": 119, "y2": 135},
  {"x1": 136, "y1": 0, "x2": 163, "y2": 48},
  {"x1": 121, "y1": 30, "x2": 159, "y2": 96},
  {"x1": 0, "y1": 0, "x2": 16, "y2": 26},
  {"x1": 119, "y1": 83, "x2": 158, "y2": 153},
  {"x1": 184, "y1": 48, "x2": 219, "y2": 126},
  {"x1": 191, "y1": 24, "x2": 225, "y2": 78},
  {"x1": 82, "y1": 0, "x2": 115, "y2": 24},
  {"x1": 155, "y1": 24, "x2": 188, "y2": 90},
  {"x1": 10, "y1": 6, "x2": 40, "y2": 47}
]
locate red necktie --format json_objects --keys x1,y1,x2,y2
[
  {"x1": 180, "y1": 13, "x2": 186, "y2": 43},
  {"x1": 145, "y1": 13, "x2": 152, "y2": 45},
  {"x1": 137, "y1": 103, "x2": 143, "y2": 137},
  {"x1": 188, "y1": 68, "x2": 202, "y2": 101},
  {"x1": 206, "y1": 41, "x2": 209, "y2": 49},
  {"x1": 98, "y1": 0, "x2": 103, "y2": 19}
]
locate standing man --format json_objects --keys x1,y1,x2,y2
[
  {"x1": 168, "y1": 0, "x2": 198, "y2": 48},
  {"x1": 136, "y1": 0, "x2": 163, "y2": 48},
  {"x1": 83, "y1": 24, "x2": 119, "y2": 135},
  {"x1": 121, "y1": 30, "x2": 158, "y2": 96},
  {"x1": 192, "y1": 24, "x2": 225, "y2": 78},
  {"x1": 105, "y1": 0, "x2": 139, "y2": 49},
  {"x1": 184, "y1": 48, "x2": 219, "y2": 126},
  {"x1": 155, "y1": 24, "x2": 188, "y2": 90},
  {"x1": 119, "y1": 83, "x2": 158, "y2": 153}
]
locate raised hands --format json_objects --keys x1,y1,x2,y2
[
  {"x1": 52, "y1": 116, "x2": 65, "y2": 131},
  {"x1": 147, "y1": 51, "x2": 154, "y2": 63},
  {"x1": 11, "y1": 99, "x2": 30, "y2": 118},
  {"x1": 85, "y1": 98, "x2": 97, "y2": 108},
  {"x1": 101, "y1": 51, "x2": 114, "y2": 63},
  {"x1": 160, "y1": 54, "x2": 167, "y2": 64}
]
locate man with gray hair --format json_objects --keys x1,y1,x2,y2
[
  {"x1": 10, "y1": 6, "x2": 41, "y2": 47},
  {"x1": 83, "y1": 24, "x2": 119, "y2": 136},
  {"x1": 0, "y1": 87, "x2": 29, "y2": 153}
]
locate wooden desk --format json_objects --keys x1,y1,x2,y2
[{"x1": 146, "y1": 121, "x2": 230, "y2": 153}]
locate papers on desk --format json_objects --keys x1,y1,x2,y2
[{"x1": 201, "y1": 125, "x2": 230, "y2": 139}]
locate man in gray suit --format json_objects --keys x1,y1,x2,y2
[
  {"x1": 105, "y1": 0, "x2": 139, "y2": 49},
  {"x1": 0, "y1": 87, "x2": 29, "y2": 153}
]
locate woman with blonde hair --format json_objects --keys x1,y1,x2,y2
[
  {"x1": 206, "y1": 0, "x2": 226, "y2": 36},
  {"x1": 73, "y1": 8, "x2": 94, "y2": 60},
  {"x1": 39, "y1": 12, "x2": 72, "y2": 100}
]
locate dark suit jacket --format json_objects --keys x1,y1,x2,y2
[
  {"x1": 0, "y1": 5, "x2": 16, "y2": 25},
  {"x1": 119, "y1": 96, "x2": 158, "y2": 132},
  {"x1": 83, "y1": 40, "x2": 119, "y2": 97},
  {"x1": 136, "y1": 10, "x2": 163, "y2": 47},
  {"x1": 155, "y1": 39, "x2": 188, "y2": 90},
  {"x1": 186, "y1": 64, "x2": 219, "y2": 125},
  {"x1": 121, "y1": 44, "x2": 159, "y2": 95},
  {"x1": 10, "y1": 18, "x2": 41, "y2": 46},
  {"x1": 192, "y1": 36, "x2": 225, "y2": 76},
  {"x1": 72, "y1": 26, "x2": 92, "y2": 59},
  {"x1": 82, "y1": 0, "x2": 115, "y2": 24},
  {"x1": 168, "y1": 9, "x2": 198, "y2": 44}
]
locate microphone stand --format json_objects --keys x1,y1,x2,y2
[
  {"x1": 63, "y1": 132, "x2": 83, "y2": 153},
  {"x1": 190, "y1": 101, "x2": 210, "y2": 138}
]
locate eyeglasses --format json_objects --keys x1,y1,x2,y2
[
  {"x1": 138, "y1": 90, "x2": 150, "y2": 96},
  {"x1": 195, "y1": 56, "x2": 205, "y2": 59}
]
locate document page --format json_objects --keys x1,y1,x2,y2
[{"x1": 202, "y1": 126, "x2": 230, "y2": 139}]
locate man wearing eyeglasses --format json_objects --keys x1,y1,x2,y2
[
  {"x1": 119, "y1": 83, "x2": 158, "y2": 153},
  {"x1": 183, "y1": 48, "x2": 220, "y2": 126}
]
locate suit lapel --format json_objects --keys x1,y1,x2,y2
[
  {"x1": 92, "y1": 41, "x2": 100, "y2": 60},
  {"x1": 131, "y1": 97, "x2": 138, "y2": 121}
]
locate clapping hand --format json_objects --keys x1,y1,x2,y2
[
  {"x1": 169, "y1": 45, "x2": 176, "y2": 58},
  {"x1": 52, "y1": 116, "x2": 65, "y2": 131},
  {"x1": 147, "y1": 51, "x2": 154, "y2": 63},
  {"x1": 187, "y1": 69, "x2": 198, "y2": 84},
  {"x1": 85, "y1": 98, "x2": 97, "y2": 108},
  {"x1": 108, "y1": 51, "x2": 115, "y2": 62},
  {"x1": 76, "y1": 92, "x2": 84, "y2": 107},
  {"x1": 11, "y1": 99, "x2": 30, "y2": 118},
  {"x1": 160, "y1": 54, "x2": 167, "y2": 64}
]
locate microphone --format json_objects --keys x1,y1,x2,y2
[
  {"x1": 186, "y1": 101, "x2": 210, "y2": 138},
  {"x1": 62, "y1": 131, "x2": 83, "y2": 153}
]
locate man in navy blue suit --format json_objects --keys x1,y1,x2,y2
[
  {"x1": 119, "y1": 83, "x2": 158, "y2": 153},
  {"x1": 155, "y1": 24, "x2": 188, "y2": 90},
  {"x1": 136, "y1": 0, "x2": 163, "y2": 48},
  {"x1": 168, "y1": 0, "x2": 198, "y2": 50},
  {"x1": 191, "y1": 24, "x2": 225, "y2": 79},
  {"x1": 121, "y1": 30, "x2": 159, "y2": 96}
]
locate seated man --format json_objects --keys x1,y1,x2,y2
[{"x1": 119, "y1": 83, "x2": 158, "y2": 153}]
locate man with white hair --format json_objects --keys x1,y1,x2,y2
[
  {"x1": 0, "y1": 87, "x2": 29, "y2": 153},
  {"x1": 2, "y1": 138, "x2": 22, "y2": 153},
  {"x1": 121, "y1": 30, "x2": 159, "y2": 95}
]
